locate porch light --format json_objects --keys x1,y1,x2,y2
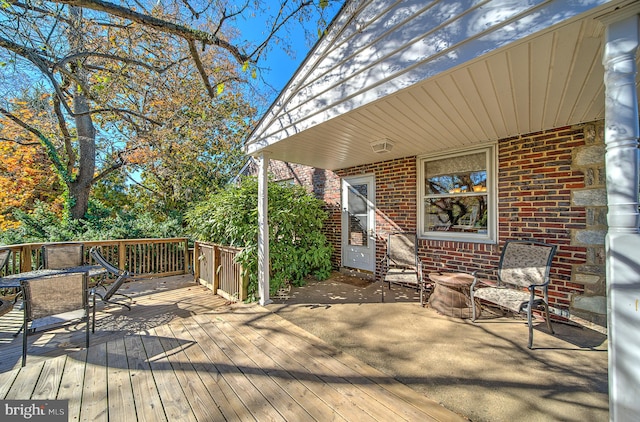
[{"x1": 370, "y1": 138, "x2": 394, "y2": 153}]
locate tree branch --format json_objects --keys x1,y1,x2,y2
[
  {"x1": 53, "y1": 94, "x2": 75, "y2": 175},
  {"x1": 77, "y1": 107, "x2": 164, "y2": 126},
  {"x1": 49, "y1": 0, "x2": 252, "y2": 64},
  {"x1": 0, "y1": 136, "x2": 41, "y2": 146},
  {"x1": 91, "y1": 158, "x2": 124, "y2": 184},
  {"x1": 248, "y1": 0, "x2": 315, "y2": 61},
  {"x1": 0, "y1": 35, "x2": 76, "y2": 116},
  {"x1": 56, "y1": 51, "x2": 167, "y2": 72},
  {"x1": 187, "y1": 39, "x2": 216, "y2": 98},
  {"x1": 7, "y1": 1, "x2": 73, "y2": 24}
]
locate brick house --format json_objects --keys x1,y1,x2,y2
[
  {"x1": 243, "y1": 1, "x2": 640, "y2": 417},
  {"x1": 248, "y1": 123, "x2": 607, "y2": 325}
]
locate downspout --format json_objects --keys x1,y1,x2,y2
[
  {"x1": 601, "y1": 8, "x2": 640, "y2": 421},
  {"x1": 258, "y1": 152, "x2": 272, "y2": 306}
]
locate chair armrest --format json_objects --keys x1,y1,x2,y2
[
  {"x1": 470, "y1": 269, "x2": 498, "y2": 290},
  {"x1": 528, "y1": 276, "x2": 552, "y2": 289}
]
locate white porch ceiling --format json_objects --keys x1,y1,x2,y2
[{"x1": 249, "y1": 5, "x2": 639, "y2": 171}]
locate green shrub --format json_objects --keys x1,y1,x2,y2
[
  {"x1": 186, "y1": 177, "x2": 333, "y2": 300},
  {"x1": 0, "y1": 201, "x2": 184, "y2": 245}
]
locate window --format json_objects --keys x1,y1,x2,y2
[{"x1": 418, "y1": 146, "x2": 496, "y2": 242}]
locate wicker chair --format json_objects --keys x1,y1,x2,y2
[
  {"x1": 41, "y1": 243, "x2": 85, "y2": 269},
  {"x1": 381, "y1": 232, "x2": 429, "y2": 305},
  {"x1": 90, "y1": 247, "x2": 133, "y2": 310},
  {"x1": 470, "y1": 240, "x2": 557, "y2": 349},
  {"x1": 21, "y1": 271, "x2": 91, "y2": 366}
]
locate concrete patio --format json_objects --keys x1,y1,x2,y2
[{"x1": 267, "y1": 273, "x2": 609, "y2": 422}]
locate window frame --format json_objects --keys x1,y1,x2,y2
[{"x1": 417, "y1": 145, "x2": 497, "y2": 243}]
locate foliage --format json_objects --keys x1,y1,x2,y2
[
  {"x1": 0, "y1": 124, "x2": 63, "y2": 229},
  {"x1": 0, "y1": 201, "x2": 184, "y2": 246},
  {"x1": 128, "y1": 90, "x2": 256, "y2": 216},
  {"x1": 0, "y1": 0, "x2": 339, "y2": 220},
  {"x1": 186, "y1": 177, "x2": 333, "y2": 299}
]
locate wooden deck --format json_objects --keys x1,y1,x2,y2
[{"x1": 0, "y1": 276, "x2": 463, "y2": 421}]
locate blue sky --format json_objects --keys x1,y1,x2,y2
[{"x1": 236, "y1": 1, "x2": 344, "y2": 100}]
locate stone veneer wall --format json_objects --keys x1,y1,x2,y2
[
  {"x1": 265, "y1": 120, "x2": 607, "y2": 326},
  {"x1": 569, "y1": 122, "x2": 607, "y2": 326}
]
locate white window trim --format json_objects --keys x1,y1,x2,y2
[{"x1": 417, "y1": 144, "x2": 497, "y2": 244}]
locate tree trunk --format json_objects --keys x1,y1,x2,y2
[{"x1": 67, "y1": 7, "x2": 96, "y2": 220}]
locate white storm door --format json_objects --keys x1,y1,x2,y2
[{"x1": 342, "y1": 175, "x2": 376, "y2": 272}]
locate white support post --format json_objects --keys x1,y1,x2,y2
[
  {"x1": 602, "y1": 12, "x2": 640, "y2": 421},
  {"x1": 257, "y1": 152, "x2": 272, "y2": 306}
]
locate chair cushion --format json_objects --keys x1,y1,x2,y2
[
  {"x1": 385, "y1": 268, "x2": 419, "y2": 285},
  {"x1": 473, "y1": 287, "x2": 530, "y2": 313}
]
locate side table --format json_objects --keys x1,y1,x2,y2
[{"x1": 428, "y1": 272, "x2": 478, "y2": 319}]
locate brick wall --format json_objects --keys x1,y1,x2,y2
[
  {"x1": 265, "y1": 122, "x2": 605, "y2": 323},
  {"x1": 498, "y1": 126, "x2": 588, "y2": 313},
  {"x1": 335, "y1": 157, "x2": 417, "y2": 276}
]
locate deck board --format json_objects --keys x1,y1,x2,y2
[
  {"x1": 216, "y1": 320, "x2": 342, "y2": 421},
  {"x1": 106, "y1": 337, "x2": 136, "y2": 422},
  {"x1": 217, "y1": 311, "x2": 412, "y2": 421},
  {"x1": 168, "y1": 320, "x2": 255, "y2": 421},
  {"x1": 124, "y1": 334, "x2": 168, "y2": 422},
  {"x1": 32, "y1": 355, "x2": 65, "y2": 399},
  {"x1": 202, "y1": 317, "x2": 315, "y2": 422},
  {"x1": 57, "y1": 349, "x2": 86, "y2": 421},
  {"x1": 140, "y1": 330, "x2": 197, "y2": 422},
  {"x1": 0, "y1": 276, "x2": 465, "y2": 421},
  {"x1": 82, "y1": 341, "x2": 109, "y2": 422},
  {"x1": 153, "y1": 324, "x2": 226, "y2": 422}
]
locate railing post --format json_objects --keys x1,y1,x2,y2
[
  {"x1": 193, "y1": 241, "x2": 200, "y2": 282},
  {"x1": 184, "y1": 238, "x2": 189, "y2": 274},
  {"x1": 240, "y1": 272, "x2": 248, "y2": 302},
  {"x1": 118, "y1": 240, "x2": 126, "y2": 271},
  {"x1": 20, "y1": 245, "x2": 32, "y2": 273},
  {"x1": 213, "y1": 244, "x2": 220, "y2": 293}
]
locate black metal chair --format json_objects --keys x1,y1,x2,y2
[
  {"x1": 470, "y1": 239, "x2": 557, "y2": 349},
  {"x1": 0, "y1": 247, "x2": 10, "y2": 273},
  {"x1": 41, "y1": 243, "x2": 85, "y2": 269},
  {"x1": 21, "y1": 271, "x2": 91, "y2": 367},
  {"x1": 0, "y1": 247, "x2": 13, "y2": 316},
  {"x1": 89, "y1": 247, "x2": 133, "y2": 310},
  {"x1": 381, "y1": 232, "x2": 429, "y2": 305}
]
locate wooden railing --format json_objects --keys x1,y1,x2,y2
[
  {"x1": 0, "y1": 238, "x2": 190, "y2": 279},
  {"x1": 194, "y1": 241, "x2": 247, "y2": 302}
]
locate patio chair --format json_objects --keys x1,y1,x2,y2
[
  {"x1": 470, "y1": 239, "x2": 557, "y2": 349},
  {"x1": 42, "y1": 243, "x2": 85, "y2": 269},
  {"x1": 89, "y1": 247, "x2": 133, "y2": 310},
  {"x1": 0, "y1": 247, "x2": 10, "y2": 273},
  {"x1": 381, "y1": 232, "x2": 429, "y2": 305},
  {"x1": 0, "y1": 247, "x2": 13, "y2": 316},
  {"x1": 21, "y1": 271, "x2": 91, "y2": 366}
]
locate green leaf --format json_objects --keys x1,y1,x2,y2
[
  {"x1": 242, "y1": 61, "x2": 249, "y2": 72},
  {"x1": 319, "y1": 0, "x2": 329, "y2": 9}
]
